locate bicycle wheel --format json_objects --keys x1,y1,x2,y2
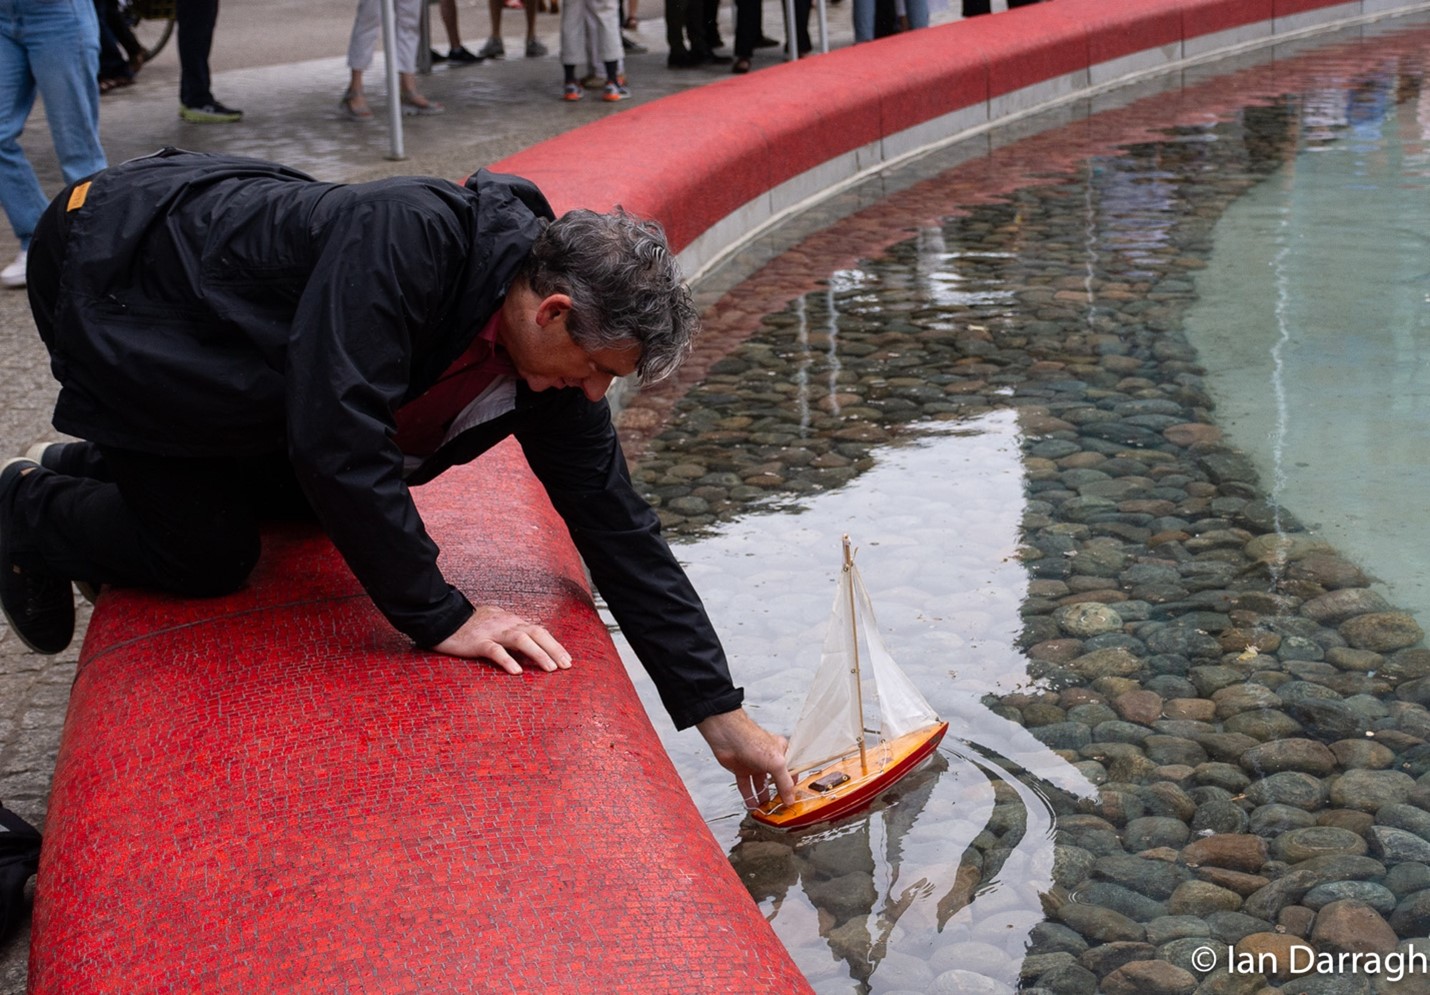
[{"x1": 121, "y1": 3, "x2": 176, "y2": 63}]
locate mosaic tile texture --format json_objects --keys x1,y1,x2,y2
[{"x1": 29, "y1": 441, "x2": 809, "y2": 993}]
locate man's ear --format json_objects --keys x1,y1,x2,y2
[{"x1": 535, "y1": 293, "x2": 573, "y2": 327}]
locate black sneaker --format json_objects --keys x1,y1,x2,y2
[
  {"x1": 179, "y1": 101, "x2": 243, "y2": 123},
  {"x1": 0, "y1": 459, "x2": 74, "y2": 654},
  {"x1": 448, "y1": 45, "x2": 483, "y2": 64}
]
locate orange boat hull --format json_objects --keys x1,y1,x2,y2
[{"x1": 752, "y1": 722, "x2": 948, "y2": 830}]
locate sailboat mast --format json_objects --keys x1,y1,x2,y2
[{"x1": 844, "y1": 535, "x2": 869, "y2": 775}]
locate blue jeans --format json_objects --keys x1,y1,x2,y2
[
  {"x1": 853, "y1": 0, "x2": 928, "y2": 42},
  {"x1": 0, "y1": 0, "x2": 106, "y2": 249}
]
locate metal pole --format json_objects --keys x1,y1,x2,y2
[
  {"x1": 816, "y1": 0, "x2": 828, "y2": 54},
  {"x1": 418, "y1": 0, "x2": 433, "y2": 73},
  {"x1": 380, "y1": 0, "x2": 406, "y2": 160},
  {"x1": 783, "y1": 0, "x2": 798, "y2": 61}
]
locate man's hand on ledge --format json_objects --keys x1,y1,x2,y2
[
  {"x1": 433, "y1": 604, "x2": 573, "y2": 674},
  {"x1": 698, "y1": 707, "x2": 797, "y2": 810}
]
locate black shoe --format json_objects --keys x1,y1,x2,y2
[
  {"x1": 429, "y1": 48, "x2": 448, "y2": 63},
  {"x1": 755, "y1": 35, "x2": 780, "y2": 48},
  {"x1": 447, "y1": 45, "x2": 483, "y2": 64},
  {"x1": 667, "y1": 49, "x2": 701, "y2": 68},
  {"x1": 705, "y1": 52, "x2": 733, "y2": 65},
  {"x1": 179, "y1": 101, "x2": 243, "y2": 123},
  {"x1": 0, "y1": 459, "x2": 74, "y2": 654}
]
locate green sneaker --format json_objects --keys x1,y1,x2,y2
[{"x1": 179, "y1": 101, "x2": 243, "y2": 123}]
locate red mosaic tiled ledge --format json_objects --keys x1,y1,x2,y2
[{"x1": 32, "y1": 0, "x2": 1416, "y2": 990}]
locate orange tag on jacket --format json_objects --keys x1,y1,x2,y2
[{"x1": 66, "y1": 182, "x2": 91, "y2": 211}]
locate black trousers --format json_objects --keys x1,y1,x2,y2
[
  {"x1": 24, "y1": 187, "x2": 311, "y2": 597},
  {"x1": 176, "y1": 0, "x2": 220, "y2": 107}
]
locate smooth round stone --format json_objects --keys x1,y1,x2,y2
[
  {"x1": 1244, "y1": 771, "x2": 1328, "y2": 811},
  {"x1": 1205, "y1": 910, "x2": 1274, "y2": 944},
  {"x1": 1239, "y1": 738, "x2": 1337, "y2": 776},
  {"x1": 1310, "y1": 900, "x2": 1399, "y2": 958},
  {"x1": 1124, "y1": 816, "x2": 1191, "y2": 852},
  {"x1": 1249, "y1": 804, "x2": 1318, "y2": 836},
  {"x1": 1140, "y1": 782, "x2": 1198, "y2": 821},
  {"x1": 868, "y1": 949, "x2": 935, "y2": 992},
  {"x1": 1101, "y1": 960, "x2": 1197, "y2": 995},
  {"x1": 1368, "y1": 826, "x2": 1430, "y2": 864},
  {"x1": 1278, "y1": 635, "x2": 1326, "y2": 662},
  {"x1": 1145, "y1": 915, "x2": 1211, "y2": 945},
  {"x1": 1056, "y1": 602, "x2": 1125, "y2": 637},
  {"x1": 1067, "y1": 702, "x2": 1119, "y2": 726},
  {"x1": 1076, "y1": 882, "x2": 1167, "y2": 922},
  {"x1": 1056, "y1": 901, "x2": 1147, "y2": 944},
  {"x1": 1194, "y1": 763, "x2": 1251, "y2": 793},
  {"x1": 1223, "y1": 709, "x2": 1303, "y2": 742},
  {"x1": 1284, "y1": 698, "x2": 1368, "y2": 741},
  {"x1": 1301, "y1": 589, "x2": 1393, "y2": 627},
  {"x1": 1069, "y1": 647, "x2": 1142, "y2": 681},
  {"x1": 1389, "y1": 888, "x2": 1430, "y2": 935},
  {"x1": 1162, "y1": 697, "x2": 1216, "y2": 721},
  {"x1": 1168, "y1": 880, "x2": 1243, "y2": 916},
  {"x1": 1340, "y1": 612, "x2": 1424, "y2": 653},
  {"x1": 1023, "y1": 702, "x2": 1069, "y2": 727},
  {"x1": 1270, "y1": 826, "x2": 1368, "y2": 864},
  {"x1": 1329, "y1": 769, "x2": 1416, "y2": 811},
  {"x1": 1094, "y1": 720, "x2": 1154, "y2": 744},
  {"x1": 1191, "y1": 800, "x2": 1250, "y2": 834},
  {"x1": 1376, "y1": 803, "x2": 1430, "y2": 841},
  {"x1": 1076, "y1": 940, "x2": 1157, "y2": 980},
  {"x1": 1092, "y1": 854, "x2": 1193, "y2": 900},
  {"x1": 1329, "y1": 738, "x2": 1395, "y2": 770},
  {"x1": 1194, "y1": 732, "x2": 1260, "y2": 764},
  {"x1": 1032, "y1": 721, "x2": 1092, "y2": 751},
  {"x1": 1026, "y1": 920, "x2": 1090, "y2": 957},
  {"x1": 1144, "y1": 736, "x2": 1207, "y2": 766},
  {"x1": 1277, "y1": 679, "x2": 1344, "y2": 705},
  {"x1": 1181, "y1": 834, "x2": 1268, "y2": 873},
  {"x1": 1301, "y1": 880, "x2": 1398, "y2": 914},
  {"x1": 1384, "y1": 862, "x2": 1430, "y2": 898},
  {"x1": 929, "y1": 970, "x2": 1014, "y2": 995},
  {"x1": 1194, "y1": 865, "x2": 1268, "y2": 898},
  {"x1": 1318, "y1": 809, "x2": 1375, "y2": 836}
]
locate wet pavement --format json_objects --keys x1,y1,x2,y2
[{"x1": 0, "y1": 0, "x2": 963, "y2": 988}]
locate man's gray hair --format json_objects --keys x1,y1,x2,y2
[{"x1": 520, "y1": 207, "x2": 698, "y2": 385}]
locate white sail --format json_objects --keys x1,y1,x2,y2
[
  {"x1": 785, "y1": 547, "x2": 940, "y2": 774},
  {"x1": 853, "y1": 562, "x2": 940, "y2": 739}
]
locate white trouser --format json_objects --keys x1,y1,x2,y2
[
  {"x1": 560, "y1": 0, "x2": 621, "y2": 67},
  {"x1": 348, "y1": 0, "x2": 422, "y2": 74}
]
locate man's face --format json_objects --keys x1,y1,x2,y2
[{"x1": 501, "y1": 290, "x2": 641, "y2": 401}]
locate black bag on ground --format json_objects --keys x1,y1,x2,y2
[{"x1": 0, "y1": 803, "x2": 42, "y2": 939}]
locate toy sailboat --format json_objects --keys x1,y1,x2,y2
[{"x1": 753, "y1": 536, "x2": 948, "y2": 830}]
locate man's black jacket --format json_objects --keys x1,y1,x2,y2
[{"x1": 38, "y1": 148, "x2": 741, "y2": 730}]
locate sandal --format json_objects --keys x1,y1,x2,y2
[
  {"x1": 400, "y1": 93, "x2": 445, "y2": 116},
  {"x1": 339, "y1": 89, "x2": 373, "y2": 120}
]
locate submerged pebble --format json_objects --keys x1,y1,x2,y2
[{"x1": 617, "y1": 30, "x2": 1430, "y2": 995}]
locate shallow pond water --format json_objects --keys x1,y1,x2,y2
[{"x1": 608, "y1": 14, "x2": 1430, "y2": 995}]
